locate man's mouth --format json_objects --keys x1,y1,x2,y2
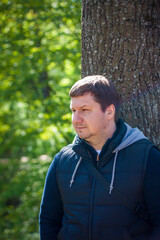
[{"x1": 75, "y1": 126, "x2": 86, "y2": 130}]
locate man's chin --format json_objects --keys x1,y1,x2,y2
[{"x1": 77, "y1": 133, "x2": 91, "y2": 141}]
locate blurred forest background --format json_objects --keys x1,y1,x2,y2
[{"x1": 0, "y1": 0, "x2": 81, "y2": 239}]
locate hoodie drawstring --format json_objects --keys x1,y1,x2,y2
[
  {"x1": 70, "y1": 157, "x2": 82, "y2": 187},
  {"x1": 69, "y1": 152, "x2": 118, "y2": 194},
  {"x1": 109, "y1": 150, "x2": 118, "y2": 194}
]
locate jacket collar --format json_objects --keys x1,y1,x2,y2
[{"x1": 72, "y1": 119, "x2": 127, "y2": 165}]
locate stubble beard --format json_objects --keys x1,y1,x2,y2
[
  {"x1": 77, "y1": 131, "x2": 94, "y2": 142},
  {"x1": 75, "y1": 127, "x2": 92, "y2": 140}
]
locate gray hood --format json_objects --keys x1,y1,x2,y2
[{"x1": 113, "y1": 123, "x2": 147, "y2": 153}]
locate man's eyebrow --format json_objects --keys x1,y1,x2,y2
[
  {"x1": 80, "y1": 105, "x2": 90, "y2": 108},
  {"x1": 70, "y1": 104, "x2": 90, "y2": 110}
]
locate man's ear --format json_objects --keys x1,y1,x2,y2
[{"x1": 105, "y1": 104, "x2": 115, "y2": 120}]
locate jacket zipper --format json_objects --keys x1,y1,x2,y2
[
  {"x1": 97, "y1": 154, "x2": 101, "y2": 168},
  {"x1": 88, "y1": 177, "x2": 96, "y2": 240},
  {"x1": 96, "y1": 154, "x2": 99, "y2": 161}
]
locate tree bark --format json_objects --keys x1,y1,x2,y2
[{"x1": 81, "y1": 0, "x2": 160, "y2": 147}]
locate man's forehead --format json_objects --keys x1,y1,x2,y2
[{"x1": 70, "y1": 93, "x2": 95, "y2": 108}]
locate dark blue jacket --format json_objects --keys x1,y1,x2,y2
[{"x1": 39, "y1": 120, "x2": 160, "y2": 240}]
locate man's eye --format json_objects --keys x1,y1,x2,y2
[
  {"x1": 82, "y1": 109, "x2": 89, "y2": 112},
  {"x1": 71, "y1": 109, "x2": 76, "y2": 113}
]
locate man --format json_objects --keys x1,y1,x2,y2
[{"x1": 39, "y1": 75, "x2": 160, "y2": 240}]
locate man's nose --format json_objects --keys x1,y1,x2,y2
[{"x1": 72, "y1": 111, "x2": 83, "y2": 123}]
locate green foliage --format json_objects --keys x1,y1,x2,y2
[
  {"x1": 0, "y1": 0, "x2": 81, "y2": 239},
  {"x1": 0, "y1": 156, "x2": 50, "y2": 240},
  {"x1": 0, "y1": 0, "x2": 81, "y2": 158}
]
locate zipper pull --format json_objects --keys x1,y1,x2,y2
[
  {"x1": 96, "y1": 154, "x2": 101, "y2": 168},
  {"x1": 96, "y1": 154, "x2": 99, "y2": 161}
]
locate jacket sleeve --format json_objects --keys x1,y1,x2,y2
[
  {"x1": 144, "y1": 146, "x2": 160, "y2": 240},
  {"x1": 39, "y1": 152, "x2": 63, "y2": 240}
]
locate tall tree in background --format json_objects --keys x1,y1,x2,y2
[{"x1": 81, "y1": 0, "x2": 160, "y2": 147}]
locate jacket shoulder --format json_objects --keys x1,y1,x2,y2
[
  {"x1": 59, "y1": 143, "x2": 74, "y2": 156},
  {"x1": 57, "y1": 143, "x2": 78, "y2": 164}
]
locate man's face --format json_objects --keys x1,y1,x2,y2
[{"x1": 70, "y1": 93, "x2": 110, "y2": 144}]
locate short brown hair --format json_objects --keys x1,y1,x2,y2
[{"x1": 69, "y1": 75, "x2": 120, "y2": 121}]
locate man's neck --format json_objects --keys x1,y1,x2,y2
[{"x1": 88, "y1": 121, "x2": 117, "y2": 150}]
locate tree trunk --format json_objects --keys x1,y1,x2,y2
[{"x1": 81, "y1": 0, "x2": 160, "y2": 147}]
